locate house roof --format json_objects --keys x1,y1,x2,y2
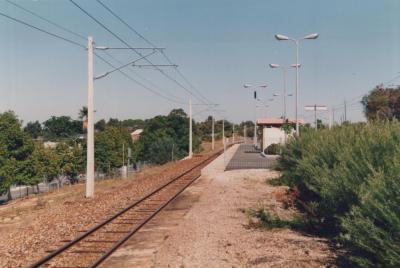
[
  {"x1": 131, "y1": 129, "x2": 143, "y2": 135},
  {"x1": 257, "y1": 118, "x2": 305, "y2": 125}
]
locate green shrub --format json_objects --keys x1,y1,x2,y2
[
  {"x1": 278, "y1": 122, "x2": 400, "y2": 267},
  {"x1": 264, "y1": 143, "x2": 281, "y2": 155}
]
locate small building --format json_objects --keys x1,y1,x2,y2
[
  {"x1": 130, "y1": 129, "x2": 143, "y2": 142},
  {"x1": 43, "y1": 141, "x2": 58, "y2": 149},
  {"x1": 257, "y1": 118, "x2": 305, "y2": 152}
]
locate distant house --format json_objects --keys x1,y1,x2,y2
[
  {"x1": 43, "y1": 141, "x2": 58, "y2": 149},
  {"x1": 131, "y1": 129, "x2": 143, "y2": 142},
  {"x1": 257, "y1": 118, "x2": 305, "y2": 151}
]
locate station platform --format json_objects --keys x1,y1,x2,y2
[{"x1": 225, "y1": 144, "x2": 278, "y2": 170}]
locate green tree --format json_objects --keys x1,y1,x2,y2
[
  {"x1": 78, "y1": 106, "x2": 88, "y2": 121},
  {"x1": 0, "y1": 111, "x2": 35, "y2": 196},
  {"x1": 362, "y1": 85, "x2": 400, "y2": 121},
  {"x1": 137, "y1": 109, "x2": 201, "y2": 164},
  {"x1": 95, "y1": 126, "x2": 132, "y2": 174},
  {"x1": 43, "y1": 116, "x2": 82, "y2": 140},
  {"x1": 95, "y1": 119, "x2": 106, "y2": 131},
  {"x1": 24, "y1": 121, "x2": 43, "y2": 139}
]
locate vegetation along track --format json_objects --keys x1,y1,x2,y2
[{"x1": 29, "y1": 146, "x2": 229, "y2": 268}]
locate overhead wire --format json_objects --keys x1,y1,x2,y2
[
  {"x1": 0, "y1": 4, "x2": 186, "y2": 105},
  {"x1": 5, "y1": 0, "x2": 87, "y2": 40},
  {"x1": 69, "y1": 0, "x2": 209, "y2": 105},
  {"x1": 95, "y1": 0, "x2": 215, "y2": 105},
  {"x1": 0, "y1": 11, "x2": 85, "y2": 48}
]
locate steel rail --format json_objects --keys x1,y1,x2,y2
[{"x1": 29, "y1": 147, "x2": 227, "y2": 267}]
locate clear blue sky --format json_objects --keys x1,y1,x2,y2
[{"x1": 1, "y1": 0, "x2": 399, "y2": 125}]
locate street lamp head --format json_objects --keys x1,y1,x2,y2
[
  {"x1": 94, "y1": 46, "x2": 109, "y2": 50},
  {"x1": 287, "y1": 93, "x2": 293, "y2": 96},
  {"x1": 269, "y1": 63, "x2": 280, "y2": 68},
  {"x1": 258, "y1": 84, "x2": 268, "y2": 88},
  {"x1": 273, "y1": 93, "x2": 280, "y2": 96},
  {"x1": 291, "y1": 64, "x2": 301, "y2": 68},
  {"x1": 303, "y1": 33, "x2": 319, "y2": 40},
  {"x1": 275, "y1": 34, "x2": 290, "y2": 41},
  {"x1": 243, "y1": 83, "x2": 253, "y2": 88}
]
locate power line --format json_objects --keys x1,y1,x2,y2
[
  {"x1": 0, "y1": 7, "x2": 186, "y2": 105},
  {"x1": 101, "y1": 50, "x2": 185, "y2": 102},
  {"x1": 70, "y1": 0, "x2": 208, "y2": 105},
  {"x1": 94, "y1": 53, "x2": 186, "y2": 105},
  {"x1": 95, "y1": 0, "x2": 214, "y2": 105},
  {"x1": 5, "y1": 0, "x2": 87, "y2": 41},
  {"x1": 0, "y1": 11, "x2": 85, "y2": 48}
]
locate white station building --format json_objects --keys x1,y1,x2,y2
[{"x1": 257, "y1": 118, "x2": 305, "y2": 151}]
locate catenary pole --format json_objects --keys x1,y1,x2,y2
[
  {"x1": 254, "y1": 90, "x2": 257, "y2": 146},
  {"x1": 211, "y1": 115, "x2": 215, "y2": 150},
  {"x1": 244, "y1": 125, "x2": 247, "y2": 143},
  {"x1": 86, "y1": 36, "x2": 94, "y2": 198},
  {"x1": 189, "y1": 98, "x2": 193, "y2": 158},
  {"x1": 222, "y1": 118, "x2": 225, "y2": 145}
]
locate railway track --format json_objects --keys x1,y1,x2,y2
[{"x1": 29, "y1": 147, "x2": 227, "y2": 268}]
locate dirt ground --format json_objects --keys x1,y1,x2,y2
[
  {"x1": 103, "y1": 144, "x2": 336, "y2": 268},
  {"x1": 0, "y1": 141, "x2": 223, "y2": 267}
]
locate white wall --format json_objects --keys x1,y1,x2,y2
[{"x1": 262, "y1": 127, "x2": 285, "y2": 151}]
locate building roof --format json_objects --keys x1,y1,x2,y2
[
  {"x1": 131, "y1": 129, "x2": 144, "y2": 135},
  {"x1": 257, "y1": 118, "x2": 305, "y2": 126}
]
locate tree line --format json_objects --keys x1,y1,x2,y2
[{"x1": 0, "y1": 107, "x2": 251, "y2": 198}]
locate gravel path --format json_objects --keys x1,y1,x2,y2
[{"x1": 104, "y1": 144, "x2": 336, "y2": 267}]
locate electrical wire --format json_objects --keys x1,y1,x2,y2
[
  {"x1": 0, "y1": 7, "x2": 186, "y2": 105},
  {"x1": 94, "y1": 53, "x2": 186, "y2": 105},
  {"x1": 95, "y1": 0, "x2": 214, "y2": 105},
  {"x1": 0, "y1": 11, "x2": 85, "y2": 48},
  {"x1": 101, "y1": 50, "x2": 185, "y2": 102},
  {"x1": 70, "y1": 0, "x2": 209, "y2": 105}
]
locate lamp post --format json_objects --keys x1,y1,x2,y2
[
  {"x1": 275, "y1": 33, "x2": 319, "y2": 136},
  {"x1": 243, "y1": 83, "x2": 267, "y2": 147},
  {"x1": 269, "y1": 64, "x2": 288, "y2": 120}
]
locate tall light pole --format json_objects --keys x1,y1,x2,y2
[
  {"x1": 275, "y1": 33, "x2": 319, "y2": 136},
  {"x1": 269, "y1": 64, "x2": 288, "y2": 120},
  {"x1": 243, "y1": 83, "x2": 267, "y2": 146}
]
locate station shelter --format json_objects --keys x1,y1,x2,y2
[{"x1": 256, "y1": 118, "x2": 305, "y2": 152}]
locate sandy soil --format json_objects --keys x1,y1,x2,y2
[{"x1": 103, "y1": 144, "x2": 336, "y2": 268}]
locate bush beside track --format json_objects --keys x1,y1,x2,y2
[{"x1": 277, "y1": 122, "x2": 400, "y2": 267}]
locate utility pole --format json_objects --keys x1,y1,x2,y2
[
  {"x1": 304, "y1": 105, "x2": 328, "y2": 130},
  {"x1": 222, "y1": 118, "x2": 225, "y2": 145},
  {"x1": 189, "y1": 98, "x2": 193, "y2": 158},
  {"x1": 332, "y1": 108, "x2": 335, "y2": 126},
  {"x1": 344, "y1": 100, "x2": 347, "y2": 122},
  {"x1": 254, "y1": 90, "x2": 257, "y2": 146},
  {"x1": 211, "y1": 116, "x2": 215, "y2": 150},
  {"x1": 122, "y1": 143, "x2": 125, "y2": 167},
  {"x1": 244, "y1": 125, "x2": 247, "y2": 143},
  {"x1": 329, "y1": 107, "x2": 332, "y2": 129},
  {"x1": 86, "y1": 36, "x2": 94, "y2": 198},
  {"x1": 314, "y1": 104, "x2": 317, "y2": 130},
  {"x1": 232, "y1": 124, "x2": 235, "y2": 143}
]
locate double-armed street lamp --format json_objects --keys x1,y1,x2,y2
[
  {"x1": 243, "y1": 84, "x2": 268, "y2": 146},
  {"x1": 275, "y1": 33, "x2": 319, "y2": 136}
]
